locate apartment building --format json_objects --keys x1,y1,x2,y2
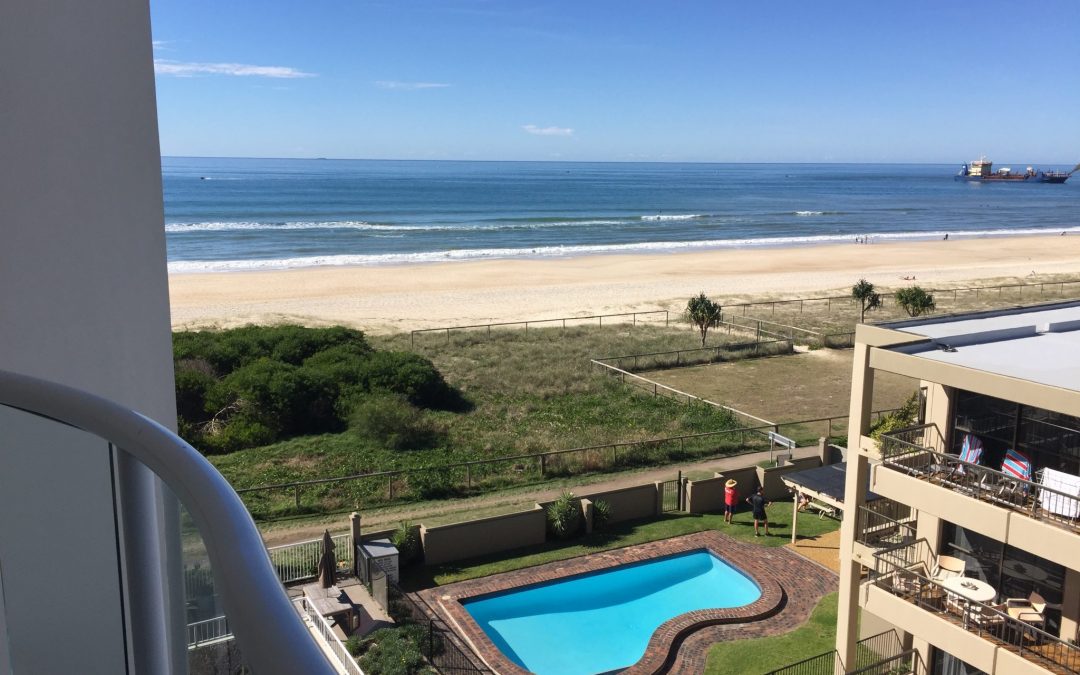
[{"x1": 837, "y1": 303, "x2": 1080, "y2": 675}]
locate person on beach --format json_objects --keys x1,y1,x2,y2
[
  {"x1": 724, "y1": 479, "x2": 738, "y2": 524},
  {"x1": 746, "y1": 487, "x2": 771, "y2": 536}
]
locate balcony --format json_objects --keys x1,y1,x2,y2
[
  {"x1": 878, "y1": 426, "x2": 1080, "y2": 551},
  {"x1": 868, "y1": 540, "x2": 1080, "y2": 675}
]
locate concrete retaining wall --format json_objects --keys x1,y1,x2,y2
[
  {"x1": 714, "y1": 466, "x2": 761, "y2": 506},
  {"x1": 580, "y1": 483, "x2": 661, "y2": 524},
  {"x1": 420, "y1": 506, "x2": 546, "y2": 566},
  {"x1": 685, "y1": 475, "x2": 729, "y2": 514},
  {"x1": 757, "y1": 456, "x2": 822, "y2": 500}
]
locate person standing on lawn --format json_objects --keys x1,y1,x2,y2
[
  {"x1": 746, "y1": 487, "x2": 771, "y2": 536},
  {"x1": 723, "y1": 479, "x2": 738, "y2": 524}
]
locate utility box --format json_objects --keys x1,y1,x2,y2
[{"x1": 360, "y1": 538, "x2": 399, "y2": 584}]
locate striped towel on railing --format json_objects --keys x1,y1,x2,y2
[
  {"x1": 959, "y1": 434, "x2": 983, "y2": 465},
  {"x1": 1001, "y1": 448, "x2": 1032, "y2": 481}
]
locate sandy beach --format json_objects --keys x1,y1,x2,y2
[{"x1": 169, "y1": 234, "x2": 1080, "y2": 332}]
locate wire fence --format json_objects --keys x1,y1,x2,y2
[
  {"x1": 234, "y1": 405, "x2": 900, "y2": 520},
  {"x1": 724, "y1": 278, "x2": 1080, "y2": 317},
  {"x1": 409, "y1": 310, "x2": 670, "y2": 346},
  {"x1": 592, "y1": 337, "x2": 794, "y2": 372}
]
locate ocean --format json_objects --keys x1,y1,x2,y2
[{"x1": 163, "y1": 157, "x2": 1080, "y2": 273}]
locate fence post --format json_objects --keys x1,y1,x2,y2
[
  {"x1": 599, "y1": 316, "x2": 603, "y2": 327},
  {"x1": 294, "y1": 484, "x2": 301, "y2": 509},
  {"x1": 633, "y1": 313, "x2": 637, "y2": 327},
  {"x1": 665, "y1": 310, "x2": 669, "y2": 327},
  {"x1": 410, "y1": 331, "x2": 415, "y2": 347},
  {"x1": 388, "y1": 474, "x2": 394, "y2": 500},
  {"x1": 466, "y1": 464, "x2": 472, "y2": 489},
  {"x1": 540, "y1": 453, "x2": 546, "y2": 476},
  {"x1": 612, "y1": 445, "x2": 617, "y2": 465},
  {"x1": 445, "y1": 328, "x2": 450, "y2": 344}
]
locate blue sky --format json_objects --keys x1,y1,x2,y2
[{"x1": 151, "y1": 1, "x2": 1080, "y2": 163}]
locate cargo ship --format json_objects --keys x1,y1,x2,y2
[{"x1": 955, "y1": 158, "x2": 1077, "y2": 183}]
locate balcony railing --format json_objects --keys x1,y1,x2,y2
[
  {"x1": 879, "y1": 426, "x2": 1080, "y2": 534},
  {"x1": 870, "y1": 540, "x2": 1080, "y2": 674},
  {"x1": 0, "y1": 368, "x2": 336, "y2": 675},
  {"x1": 295, "y1": 597, "x2": 365, "y2": 675},
  {"x1": 764, "y1": 630, "x2": 921, "y2": 675},
  {"x1": 186, "y1": 615, "x2": 231, "y2": 649},
  {"x1": 856, "y1": 505, "x2": 917, "y2": 549}
]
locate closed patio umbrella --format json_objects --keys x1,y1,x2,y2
[{"x1": 318, "y1": 529, "x2": 336, "y2": 589}]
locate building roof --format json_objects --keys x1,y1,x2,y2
[{"x1": 880, "y1": 301, "x2": 1080, "y2": 393}]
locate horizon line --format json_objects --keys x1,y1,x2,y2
[{"x1": 161, "y1": 155, "x2": 1079, "y2": 166}]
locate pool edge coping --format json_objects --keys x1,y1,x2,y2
[{"x1": 423, "y1": 530, "x2": 787, "y2": 675}]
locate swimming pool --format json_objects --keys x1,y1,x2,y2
[{"x1": 462, "y1": 549, "x2": 761, "y2": 675}]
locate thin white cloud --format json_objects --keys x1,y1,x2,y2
[
  {"x1": 154, "y1": 59, "x2": 315, "y2": 79},
  {"x1": 375, "y1": 80, "x2": 451, "y2": 90},
  {"x1": 152, "y1": 40, "x2": 171, "y2": 51},
  {"x1": 523, "y1": 124, "x2": 574, "y2": 137}
]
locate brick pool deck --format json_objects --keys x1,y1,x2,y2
[{"x1": 415, "y1": 530, "x2": 838, "y2": 674}]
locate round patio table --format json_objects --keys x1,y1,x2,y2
[{"x1": 941, "y1": 576, "x2": 996, "y2": 603}]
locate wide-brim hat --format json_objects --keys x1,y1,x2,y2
[{"x1": 725, "y1": 479, "x2": 737, "y2": 487}]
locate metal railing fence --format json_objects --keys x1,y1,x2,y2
[
  {"x1": 879, "y1": 429, "x2": 1080, "y2": 533},
  {"x1": 763, "y1": 631, "x2": 912, "y2": 675},
  {"x1": 762, "y1": 649, "x2": 845, "y2": 675},
  {"x1": 846, "y1": 649, "x2": 924, "y2": 675},
  {"x1": 187, "y1": 615, "x2": 231, "y2": 649},
  {"x1": 855, "y1": 505, "x2": 917, "y2": 550},
  {"x1": 267, "y1": 533, "x2": 353, "y2": 584},
  {"x1": 295, "y1": 597, "x2": 365, "y2": 675},
  {"x1": 388, "y1": 583, "x2": 493, "y2": 674},
  {"x1": 410, "y1": 310, "x2": 670, "y2": 346},
  {"x1": 870, "y1": 540, "x2": 1080, "y2": 674}
]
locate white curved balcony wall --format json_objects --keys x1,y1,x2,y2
[{"x1": 0, "y1": 0, "x2": 181, "y2": 671}]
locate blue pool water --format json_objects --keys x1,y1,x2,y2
[{"x1": 462, "y1": 549, "x2": 761, "y2": 675}]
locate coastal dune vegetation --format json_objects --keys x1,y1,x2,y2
[{"x1": 176, "y1": 323, "x2": 752, "y2": 518}]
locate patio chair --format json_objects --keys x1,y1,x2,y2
[
  {"x1": 892, "y1": 562, "x2": 930, "y2": 597},
  {"x1": 933, "y1": 555, "x2": 966, "y2": 580},
  {"x1": 972, "y1": 602, "x2": 1007, "y2": 637},
  {"x1": 1004, "y1": 592, "x2": 1046, "y2": 627}
]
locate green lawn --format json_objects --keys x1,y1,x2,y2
[
  {"x1": 704, "y1": 592, "x2": 838, "y2": 675},
  {"x1": 401, "y1": 506, "x2": 840, "y2": 589}
]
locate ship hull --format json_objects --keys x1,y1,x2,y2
[{"x1": 954, "y1": 174, "x2": 1070, "y2": 183}]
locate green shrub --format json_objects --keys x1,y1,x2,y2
[
  {"x1": 344, "y1": 635, "x2": 363, "y2": 657},
  {"x1": 357, "y1": 625, "x2": 436, "y2": 675},
  {"x1": 349, "y1": 394, "x2": 446, "y2": 451},
  {"x1": 869, "y1": 392, "x2": 920, "y2": 442},
  {"x1": 392, "y1": 522, "x2": 421, "y2": 566},
  {"x1": 357, "y1": 351, "x2": 460, "y2": 410},
  {"x1": 173, "y1": 326, "x2": 466, "y2": 453},
  {"x1": 592, "y1": 498, "x2": 613, "y2": 529},
  {"x1": 546, "y1": 491, "x2": 582, "y2": 539}
]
